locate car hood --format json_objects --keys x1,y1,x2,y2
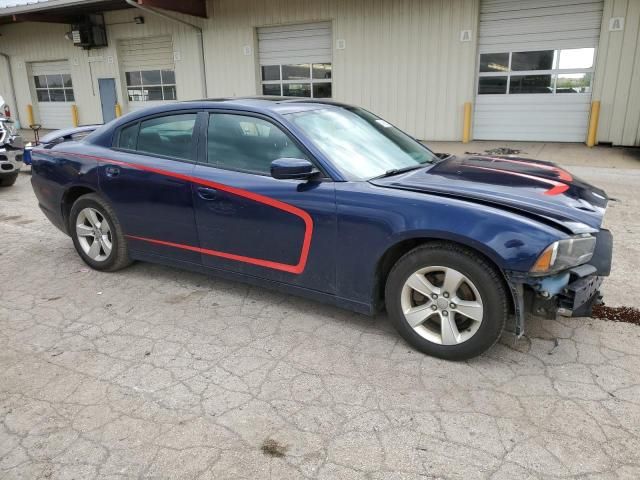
[{"x1": 370, "y1": 154, "x2": 608, "y2": 233}]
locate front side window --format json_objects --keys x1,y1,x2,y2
[
  {"x1": 260, "y1": 63, "x2": 332, "y2": 98},
  {"x1": 34, "y1": 74, "x2": 75, "y2": 102},
  {"x1": 125, "y1": 69, "x2": 176, "y2": 102},
  {"x1": 207, "y1": 114, "x2": 307, "y2": 174},
  {"x1": 287, "y1": 107, "x2": 437, "y2": 180},
  {"x1": 477, "y1": 48, "x2": 595, "y2": 94},
  {"x1": 117, "y1": 113, "x2": 196, "y2": 160}
]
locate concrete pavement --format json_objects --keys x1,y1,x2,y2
[{"x1": 1, "y1": 144, "x2": 639, "y2": 479}]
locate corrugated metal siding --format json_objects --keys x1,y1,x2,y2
[
  {"x1": 31, "y1": 60, "x2": 70, "y2": 75},
  {"x1": 0, "y1": 0, "x2": 478, "y2": 139},
  {"x1": 474, "y1": 0, "x2": 602, "y2": 142},
  {"x1": 257, "y1": 22, "x2": 332, "y2": 65},
  {"x1": 119, "y1": 36, "x2": 175, "y2": 70},
  {"x1": 479, "y1": 0, "x2": 603, "y2": 52},
  {"x1": 474, "y1": 95, "x2": 592, "y2": 141},
  {"x1": 31, "y1": 60, "x2": 73, "y2": 129},
  {"x1": 0, "y1": 9, "x2": 205, "y2": 126},
  {"x1": 203, "y1": 0, "x2": 480, "y2": 141},
  {"x1": 593, "y1": 0, "x2": 640, "y2": 146}
]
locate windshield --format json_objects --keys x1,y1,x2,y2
[{"x1": 286, "y1": 106, "x2": 437, "y2": 180}]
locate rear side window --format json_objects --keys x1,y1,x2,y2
[
  {"x1": 116, "y1": 113, "x2": 197, "y2": 161},
  {"x1": 118, "y1": 123, "x2": 138, "y2": 150},
  {"x1": 138, "y1": 114, "x2": 197, "y2": 160},
  {"x1": 207, "y1": 113, "x2": 306, "y2": 174}
]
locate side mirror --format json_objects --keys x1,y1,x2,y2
[{"x1": 270, "y1": 158, "x2": 318, "y2": 180}]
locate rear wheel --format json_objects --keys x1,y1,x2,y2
[
  {"x1": 385, "y1": 243, "x2": 508, "y2": 360},
  {"x1": 69, "y1": 193, "x2": 132, "y2": 271}
]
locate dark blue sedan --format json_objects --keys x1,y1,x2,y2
[{"x1": 31, "y1": 98, "x2": 612, "y2": 360}]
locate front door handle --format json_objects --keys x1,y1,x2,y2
[
  {"x1": 105, "y1": 165, "x2": 120, "y2": 178},
  {"x1": 197, "y1": 186, "x2": 218, "y2": 200}
]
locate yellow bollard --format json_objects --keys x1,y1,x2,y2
[
  {"x1": 26, "y1": 104, "x2": 34, "y2": 126},
  {"x1": 115, "y1": 103, "x2": 122, "y2": 118},
  {"x1": 586, "y1": 100, "x2": 600, "y2": 147},
  {"x1": 71, "y1": 104, "x2": 79, "y2": 127},
  {"x1": 462, "y1": 102, "x2": 472, "y2": 144}
]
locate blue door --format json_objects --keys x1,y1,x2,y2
[
  {"x1": 99, "y1": 112, "x2": 202, "y2": 264},
  {"x1": 192, "y1": 112, "x2": 337, "y2": 293},
  {"x1": 98, "y1": 78, "x2": 117, "y2": 124}
]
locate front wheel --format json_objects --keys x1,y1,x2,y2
[
  {"x1": 385, "y1": 243, "x2": 509, "y2": 360},
  {"x1": 69, "y1": 193, "x2": 132, "y2": 272}
]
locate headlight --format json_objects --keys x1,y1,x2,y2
[{"x1": 530, "y1": 236, "x2": 596, "y2": 275}]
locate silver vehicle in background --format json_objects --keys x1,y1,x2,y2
[{"x1": 0, "y1": 95, "x2": 23, "y2": 187}]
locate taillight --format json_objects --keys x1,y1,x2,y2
[{"x1": 2, "y1": 105, "x2": 9, "y2": 118}]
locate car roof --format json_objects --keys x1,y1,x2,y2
[
  {"x1": 178, "y1": 96, "x2": 350, "y2": 114},
  {"x1": 86, "y1": 97, "x2": 350, "y2": 147}
]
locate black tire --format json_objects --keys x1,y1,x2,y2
[
  {"x1": 0, "y1": 171, "x2": 19, "y2": 187},
  {"x1": 69, "y1": 193, "x2": 132, "y2": 272},
  {"x1": 385, "y1": 242, "x2": 508, "y2": 361}
]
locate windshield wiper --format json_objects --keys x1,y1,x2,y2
[{"x1": 369, "y1": 164, "x2": 425, "y2": 180}]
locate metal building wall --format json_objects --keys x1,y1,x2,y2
[
  {"x1": 202, "y1": 0, "x2": 480, "y2": 140},
  {"x1": 0, "y1": 8, "x2": 205, "y2": 127},
  {"x1": 593, "y1": 0, "x2": 640, "y2": 146},
  {"x1": 0, "y1": 0, "x2": 479, "y2": 140}
]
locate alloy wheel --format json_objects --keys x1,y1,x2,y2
[
  {"x1": 75, "y1": 207, "x2": 113, "y2": 262},
  {"x1": 400, "y1": 266, "x2": 484, "y2": 345}
]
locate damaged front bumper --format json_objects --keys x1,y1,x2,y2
[{"x1": 506, "y1": 229, "x2": 612, "y2": 336}]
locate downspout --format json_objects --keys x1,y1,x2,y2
[
  {"x1": 0, "y1": 52, "x2": 21, "y2": 126},
  {"x1": 124, "y1": 0, "x2": 208, "y2": 98}
]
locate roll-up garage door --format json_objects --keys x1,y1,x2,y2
[
  {"x1": 31, "y1": 60, "x2": 75, "y2": 129},
  {"x1": 119, "y1": 36, "x2": 176, "y2": 111},
  {"x1": 257, "y1": 22, "x2": 333, "y2": 98},
  {"x1": 474, "y1": 0, "x2": 603, "y2": 142}
]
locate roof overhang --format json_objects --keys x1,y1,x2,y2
[{"x1": 0, "y1": 0, "x2": 206, "y2": 24}]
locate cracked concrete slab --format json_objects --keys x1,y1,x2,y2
[{"x1": 1, "y1": 156, "x2": 639, "y2": 479}]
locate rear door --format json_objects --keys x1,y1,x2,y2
[
  {"x1": 192, "y1": 111, "x2": 337, "y2": 293},
  {"x1": 99, "y1": 111, "x2": 201, "y2": 264}
]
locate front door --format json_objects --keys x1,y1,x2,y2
[
  {"x1": 192, "y1": 111, "x2": 337, "y2": 293},
  {"x1": 99, "y1": 112, "x2": 201, "y2": 264},
  {"x1": 98, "y1": 78, "x2": 117, "y2": 124}
]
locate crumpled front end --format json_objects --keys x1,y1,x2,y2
[{"x1": 506, "y1": 229, "x2": 613, "y2": 335}]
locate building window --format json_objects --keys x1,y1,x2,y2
[
  {"x1": 477, "y1": 48, "x2": 595, "y2": 94},
  {"x1": 125, "y1": 69, "x2": 176, "y2": 102},
  {"x1": 34, "y1": 74, "x2": 75, "y2": 102},
  {"x1": 260, "y1": 63, "x2": 332, "y2": 98}
]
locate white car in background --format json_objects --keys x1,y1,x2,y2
[{"x1": 0, "y1": 95, "x2": 24, "y2": 187}]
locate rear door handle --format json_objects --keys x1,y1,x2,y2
[
  {"x1": 197, "y1": 186, "x2": 218, "y2": 200},
  {"x1": 105, "y1": 165, "x2": 120, "y2": 178}
]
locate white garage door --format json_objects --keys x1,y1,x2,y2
[
  {"x1": 32, "y1": 60, "x2": 75, "y2": 129},
  {"x1": 474, "y1": 0, "x2": 604, "y2": 142},
  {"x1": 119, "y1": 36, "x2": 176, "y2": 112},
  {"x1": 257, "y1": 22, "x2": 333, "y2": 98}
]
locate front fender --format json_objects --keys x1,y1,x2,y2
[{"x1": 335, "y1": 182, "x2": 566, "y2": 305}]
